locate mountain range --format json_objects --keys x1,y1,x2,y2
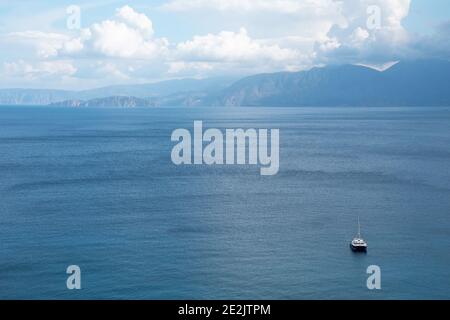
[
  {"x1": 0, "y1": 77, "x2": 234, "y2": 106},
  {"x1": 1, "y1": 60, "x2": 449, "y2": 107}
]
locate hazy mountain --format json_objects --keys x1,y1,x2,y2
[
  {"x1": 1, "y1": 60, "x2": 449, "y2": 107},
  {"x1": 216, "y1": 60, "x2": 450, "y2": 107},
  {"x1": 0, "y1": 88, "x2": 76, "y2": 105},
  {"x1": 0, "y1": 76, "x2": 236, "y2": 106},
  {"x1": 82, "y1": 76, "x2": 236, "y2": 99},
  {"x1": 49, "y1": 96, "x2": 157, "y2": 108}
]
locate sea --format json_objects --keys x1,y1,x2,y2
[{"x1": 0, "y1": 106, "x2": 449, "y2": 299}]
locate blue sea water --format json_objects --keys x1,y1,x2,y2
[{"x1": 0, "y1": 106, "x2": 449, "y2": 300}]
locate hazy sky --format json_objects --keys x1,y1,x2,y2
[{"x1": 0, "y1": 0, "x2": 448, "y2": 89}]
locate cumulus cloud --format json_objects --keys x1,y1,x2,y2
[
  {"x1": 3, "y1": 1, "x2": 446, "y2": 87},
  {"x1": 316, "y1": 0, "x2": 412, "y2": 64},
  {"x1": 116, "y1": 5, "x2": 154, "y2": 37},
  {"x1": 7, "y1": 6, "x2": 168, "y2": 60},
  {"x1": 176, "y1": 28, "x2": 299, "y2": 62},
  {"x1": 83, "y1": 6, "x2": 168, "y2": 59},
  {"x1": 88, "y1": 20, "x2": 167, "y2": 59},
  {"x1": 162, "y1": 0, "x2": 344, "y2": 43},
  {"x1": 8, "y1": 3, "x2": 315, "y2": 77},
  {"x1": 164, "y1": 0, "x2": 413, "y2": 67},
  {"x1": 167, "y1": 28, "x2": 313, "y2": 75}
]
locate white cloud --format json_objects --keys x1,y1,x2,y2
[
  {"x1": 316, "y1": 0, "x2": 412, "y2": 63},
  {"x1": 87, "y1": 6, "x2": 167, "y2": 59},
  {"x1": 159, "y1": 0, "x2": 350, "y2": 71},
  {"x1": 0, "y1": 1, "x2": 424, "y2": 87},
  {"x1": 116, "y1": 5, "x2": 154, "y2": 37},
  {"x1": 83, "y1": 6, "x2": 168, "y2": 59},
  {"x1": 88, "y1": 20, "x2": 167, "y2": 59},
  {"x1": 176, "y1": 28, "x2": 299, "y2": 63},
  {"x1": 5, "y1": 31, "x2": 70, "y2": 58},
  {"x1": 169, "y1": 27, "x2": 311, "y2": 76},
  {"x1": 350, "y1": 27, "x2": 370, "y2": 46},
  {"x1": 165, "y1": 0, "x2": 413, "y2": 66},
  {"x1": 3, "y1": 60, "x2": 77, "y2": 80},
  {"x1": 6, "y1": 6, "x2": 168, "y2": 60}
]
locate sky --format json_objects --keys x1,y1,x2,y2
[{"x1": 0, "y1": 0, "x2": 448, "y2": 89}]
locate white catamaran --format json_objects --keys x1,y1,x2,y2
[{"x1": 350, "y1": 217, "x2": 367, "y2": 252}]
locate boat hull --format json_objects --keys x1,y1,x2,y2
[{"x1": 350, "y1": 243, "x2": 367, "y2": 252}]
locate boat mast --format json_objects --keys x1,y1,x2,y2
[{"x1": 357, "y1": 216, "x2": 361, "y2": 238}]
